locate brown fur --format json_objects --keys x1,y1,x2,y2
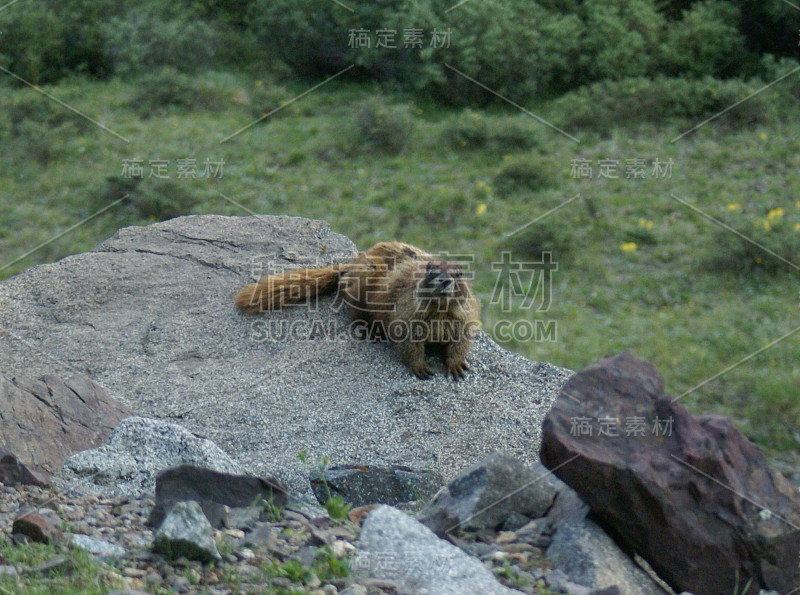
[{"x1": 235, "y1": 242, "x2": 480, "y2": 379}]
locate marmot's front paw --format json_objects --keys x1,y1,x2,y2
[
  {"x1": 411, "y1": 363, "x2": 434, "y2": 379},
  {"x1": 446, "y1": 360, "x2": 469, "y2": 380}
]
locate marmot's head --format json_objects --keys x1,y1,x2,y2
[{"x1": 416, "y1": 260, "x2": 471, "y2": 300}]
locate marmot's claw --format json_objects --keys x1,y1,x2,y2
[
  {"x1": 413, "y1": 365, "x2": 434, "y2": 379},
  {"x1": 447, "y1": 361, "x2": 469, "y2": 380}
]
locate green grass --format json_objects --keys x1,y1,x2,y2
[
  {"x1": 0, "y1": 539, "x2": 113, "y2": 594},
  {"x1": 0, "y1": 71, "x2": 798, "y2": 466}
]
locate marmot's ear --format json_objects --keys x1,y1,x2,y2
[{"x1": 426, "y1": 261, "x2": 438, "y2": 276}]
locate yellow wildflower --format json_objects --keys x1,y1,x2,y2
[
  {"x1": 726, "y1": 203, "x2": 742, "y2": 212},
  {"x1": 794, "y1": 222, "x2": 800, "y2": 232},
  {"x1": 767, "y1": 207, "x2": 784, "y2": 223},
  {"x1": 476, "y1": 203, "x2": 487, "y2": 216},
  {"x1": 620, "y1": 242, "x2": 637, "y2": 253},
  {"x1": 761, "y1": 219, "x2": 771, "y2": 231},
  {"x1": 475, "y1": 180, "x2": 486, "y2": 190},
  {"x1": 759, "y1": 132, "x2": 767, "y2": 141}
]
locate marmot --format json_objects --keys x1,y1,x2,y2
[{"x1": 235, "y1": 241, "x2": 480, "y2": 379}]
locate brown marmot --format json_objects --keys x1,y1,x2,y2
[{"x1": 235, "y1": 241, "x2": 480, "y2": 379}]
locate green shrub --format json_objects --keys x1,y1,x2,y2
[
  {"x1": 248, "y1": 82, "x2": 300, "y2": 120},
  {"x1": 661, "y1": 1, "x2": 749, "y2": 78},
  {"x1": 128, "y1": 69, "x2": 231, "y2": 117},
  {"x1": 442, "y1": 110, "x2": 540, "y2": 153},
  {"x1": 101, "y1": 8, "x2": 222, "y2": 77},
  {"x1": 337, "y1": 96, "x2": 414, "y2": 155},
  {"x1": 552, "y1": 76, "x2": 779, "y2": 132},
  {"x1": 95, "y1": 177, "x2": 199, "y2": 222},
  {"x1": 705, "y1": 204, "x2": 800, "y2": 274},
  {"x1": 580, "y1": 0, "x2": 665, "y2": 80},
  {"x1": 0, "y1": 92, "x2": 86, "y2": 163},
  {"x1": 505, "y1": 222, "x2": 575, "y2": 261},
  {"x1": 493, "y1": 155, "x2": 556, "y2": 195}
]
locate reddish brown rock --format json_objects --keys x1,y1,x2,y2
[
  {"x1": 12, "y1": 512, "x2": 63, "y2": 544},
  {"x1": 540, "y1": 350, "x2": 800, "y2": 595},
  {"x1": 0, "y1": 372, "x2": 133, "y2": 485}
]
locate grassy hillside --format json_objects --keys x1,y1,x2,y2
[{"x1": 0, "y1": 71, "x2": 798, "y2": 470}]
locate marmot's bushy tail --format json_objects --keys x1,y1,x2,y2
[{"x1": 234, "y1": 266, "x2": 341, "y2": 314}]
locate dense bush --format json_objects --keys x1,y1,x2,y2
[
  {"x1": 95, "y1": 177, "x2": 200, "y2": 222},
  {"x1": 551, "y1": 76, "x2": 780, "y2": 132},
  {"x1": 101, "y1": 9, "x2": 222, "y2": 76},
  {"x1": 336, "y1": 96, "x2": 414, "y2": 155},
  {"x1": 493, "y1": 155, "x2": 556, "y2": 195},
  {"x1": 0, "y1": 0, "x2": 797, "y2": 103},
  {"x1": 661, "y1": 1, "x2": 748, "y2": 78},
  {"x1": 128, "y1": 69, "x2": 232, "y2": 117},
  {"x1": 441, "y1": 110, "x2": 541, "y2": 153},
  {"x1": 246, "y1": 0, "x2": 792, "y2": 103}
]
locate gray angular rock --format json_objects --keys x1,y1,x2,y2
[
  {"x1": 0, "y1": 215, "x2": 571, "y2": 492},
  {"x1": 418, "y1": 452, "x2": 560, "y2": 537},
  {"x1": 152, "y1": 500, "x2": 220, "y2": 562},
  {"x1": 53, "y1": 416, "x2": 242, "y2": 497},
  {"x1": 148, "y1": 464, "x2": 289, "y2": 528},
  {"x1": 355, "y1": 505, "x2": 522, "y2": 595},
  {"x1": 546, "y1": 520, "x2": 666, "y2": 595}
]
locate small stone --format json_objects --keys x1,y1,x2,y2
[
  {"x1": 12, "y1": 512, "x2": 63, "y2": 544},
  {"x1": 495, "y1": 531, "x2": 516, "y2": 545},
  {"x1": 322, "y1": 584, "x2": 338, "y2": 595},
  {"x1": 491, "y1": 551, "x2": 507, "y2": 563},
  {"x1": 222, "y1": 528, "x2": 245, "y2": 539},
  {"x1": 339, "y1": 586, "x2": 368, "y2": 595},
  {"x1": 235, "y1": 547, "x2": 255, "y2": 561},
  {"x1": 331, "y1": 540, "x2": 354, "y2": 558},
  {"x1": 347, "y1": 504, "x2": 378, "y2": 527},
  {"x1": 499, "y1": 542, "x2": 537, "y2": 554},
  {"x1": 0, "y1": 566, "x2": 18, "y2": 577},
  {"x1": 123, "y1": 568, "x2": 147, "y2": 578},
  {"x1": 145, "y1": 572, "x2": 162, "y2": 585},
  {"x1": 506, "y1": 552, "x2": 531, "y2": 564},
  {"x1": 70, "y1": 534, "x2": 126, "y2": 558},
  {"x1": 11, "y1": 533, "x2": 29, "y2": 546}
]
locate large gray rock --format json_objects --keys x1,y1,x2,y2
[
  {"x1": 53, "y1": 416, "x2": 243, "y2": 497},
  {"x1": 355, "y1": 505, "x2": 522, "y2": 595},
  {"x1": 0, "y1": 215, "x2": 570, "y2": 493}
]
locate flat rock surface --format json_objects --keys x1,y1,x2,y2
[{"x1": 0, "y1": 215, "x2": 570, "y2": 493}]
